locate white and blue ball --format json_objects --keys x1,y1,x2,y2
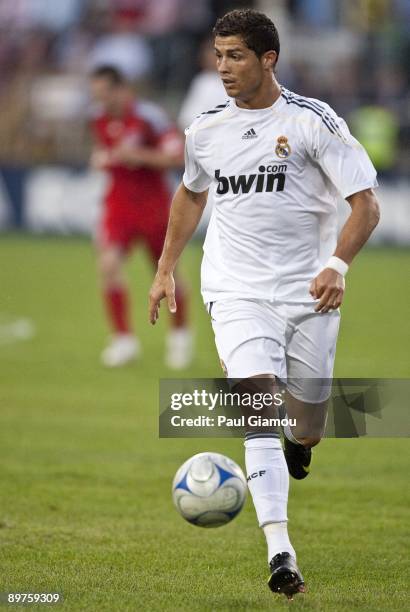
[{"x1": 172, "y1": 452, "x2": 247, "y2": 528}]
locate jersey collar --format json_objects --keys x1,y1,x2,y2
[{"x1": 231, "y1": 90, "x2": 284, "y2": 114}]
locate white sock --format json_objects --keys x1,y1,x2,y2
[
  {"x1": 263, "y1": 522, "x2": 296, "y2": 563},
  {"x1": 244, "y1": 435, "x2": 296, "y2": 563}
]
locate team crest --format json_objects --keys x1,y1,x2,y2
[{"x1": 275, "y1": 135, "x2": 291, "y2": 159}]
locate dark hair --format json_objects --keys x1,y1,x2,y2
[
  {"x1": 91, "y1": 65, "x2": 125, "y2": 85},
  {"x1": 213, "y1": 9, "x2": 280, "y2": 63}
]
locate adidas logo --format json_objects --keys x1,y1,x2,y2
[{"x1": 242, "y1": 128, "x2": 257, "y2": 140}]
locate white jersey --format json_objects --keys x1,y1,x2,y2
[{"x1": 182, "y1": 87, "x2": 378, "y2": 303}]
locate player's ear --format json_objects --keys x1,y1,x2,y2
[{"x1": 263, "y1": 50, "x2": 277, "y2": 72}]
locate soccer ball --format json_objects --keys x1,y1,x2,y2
[{"x1": 172, "y1": 452, "x2": 247, "y2": 528}]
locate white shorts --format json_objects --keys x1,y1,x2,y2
[{"x1": 208, "y1": 298, "x2": 340, "y2": 403}]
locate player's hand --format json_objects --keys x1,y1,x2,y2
[
  {"x1": 90, "y1": 149, "x2": 111, "y2": 170},
  {"x1": 309, "y1": 268, "x2": 345, "y2": 313},
  {"x1": 110, "y1": 144, "x2": 142, "y2": 167},
  {"x1": 149, "y1": 271, "x2": 177, "y2": 325}
]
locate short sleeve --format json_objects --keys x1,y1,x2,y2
[
  {"x1": 310, "y1": 108, "x2": 378, "y2": 199},
  {"x1": 182, "y1": 129, "x2": 212, "y2": 193}
]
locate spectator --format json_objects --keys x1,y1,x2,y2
[
  {"x1": 349, "y1": 104, "x2": 399, "y2": 177},
  {"x1": 88, "y1": 7, "x2": 152, "y2": 80},
  {"x1": 139, "y1": 0, "x2": 214, "y2": 92}
]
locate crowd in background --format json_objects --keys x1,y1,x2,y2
[{"x1": 0, "y1": 0, "x2": 408, "y2": 177}]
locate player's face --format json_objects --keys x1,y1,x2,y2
[
  {"x1": 90, "y1": 77, "x2": 119, "y2": 111},
  {"x1": 214, "y1": 35, "x2": 267, "y2": 100}
]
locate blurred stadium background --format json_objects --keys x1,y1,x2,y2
[
  {"x1": 0, "y1": 0, "x2": 409, "y2": 237},
  {"x1": 1, "y1": 1, "x2": 409, "y2": 610}
]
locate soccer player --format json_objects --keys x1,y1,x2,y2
[
  {"x1": 149, "y1": 9, "x2": 380, "y2": 598},
  {"x1": 90, "y1": 66, "x2": 192, "y2": 368}
]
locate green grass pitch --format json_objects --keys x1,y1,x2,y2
[{"x1": 0, "y1": 235, "x2": 409, "y2": 611}]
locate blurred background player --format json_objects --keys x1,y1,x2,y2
[{"x1": 89, "y1": 65, "x2": 192, "y2": 368}]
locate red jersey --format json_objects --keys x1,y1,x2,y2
[{"x1": 92, "y1": 99, "x2": 183, "y2": 209}]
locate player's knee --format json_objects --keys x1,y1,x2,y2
[
  {"x1": 98, "y1": 251, "x2": 122, "y2": 285},
  {"x1": 296, "y1": 436, "x2": 322, "y2": 449},
  {"x1": 234, "y1": 375, "x2": 281, "y2": 438}
]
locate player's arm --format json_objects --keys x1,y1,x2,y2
[
  {"x1": 90, "y1": 147, "x2": 111, "y2": 170},
  {"x1": 112, "y1": 106, "x2": 185, "y2": 170},
  {"x1": 89, "y1": 113, "x2": 116, "y2": 171},
  {"x1": 335, "y1": 188, "x2": 380, "y2": 264},
  {"x1": 89, "y1": 143, "x2": 182, "y2": 171},
  {"x1": 308, "y1": 109, "x2": 380, "y2": 313},
  {"x1": 89, "y1": 123, "x2": 110, "y2": 170},
  {"x1": 110, "y1": 143, "x2": 183, "y2": 170},
  {"x1": 149, "y1": 183, "x2": 207, "y2": 324},
  {"x1": 310, "y1": 188, "x2": 380, "y2": 313}
]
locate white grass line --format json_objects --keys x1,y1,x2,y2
[{"x1": 0, "y1": 318, "x2": 36, "y2": 346}]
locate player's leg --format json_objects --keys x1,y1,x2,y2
[
  {"x1": 282, "y1": 392, "x2": 327, "y2": 479},
  {"x1": 283, "y1": 303, "x2": 340, "y2": 478},
  {"x1": 97, "y1": 241, "x2": 140, "y2": 367},
  {"x1": 145, "y1": 227, "x2": 192, "y2": 369},
  {"x1": 211, "y1": 300, "x2": 304, "y2": 599},
  {"x1": 235, "y1": 375, "x2": 304, "y2": 598}
]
